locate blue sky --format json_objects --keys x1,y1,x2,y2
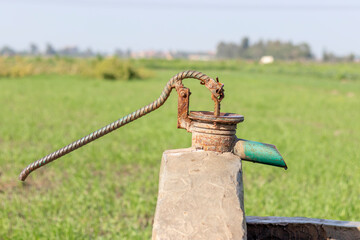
[{"x1": 0, "y1": 0, "x2": 358, "y2": 57}]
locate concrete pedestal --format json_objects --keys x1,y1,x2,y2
[{"x1": 152, "y1": 148, "x2": 246, "y2": 240}]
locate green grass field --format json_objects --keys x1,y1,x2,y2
[{"x1": 0, "y1": 66, "x2": 359, "y2": 239}]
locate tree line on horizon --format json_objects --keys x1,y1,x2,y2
[
  {"x1": 0, "y1": 43, "x2": 113, "y2": 58},
  {"x1": 0, "y1": 38, "x2": 357, "y2": 62},
  {"x1": 217, "y1": 37, "x2": 313, "y2": 60},
  {"x1": 216, "y1": 37, "x2": 356, "y2": 62}
]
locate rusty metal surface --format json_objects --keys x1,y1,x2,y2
[
  {"x1": 188, "y1": 111, "x2": 243, "y2": 152},
  {"x1": 176, "y1": 77, "x2": 224, "y2": 129},
  {"x1": 19, "y1": 70, "x2": 225, "y2": 181},
  {"x1": 212, "y1": 77, "x2": 224, "y2": 117},
  {"x1": 177, "y1": 87, "x2": 191, "y2": 130},
  {"x1": 192, "y1": 131, "x2": 236, "y2": 152},
  {"x1": 189, "y1": 111, "x2": 244, "y2": 124}
]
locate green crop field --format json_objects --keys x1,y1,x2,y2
[{"x1": 0, "y1": 64, "x2": 359, "y2": 239}]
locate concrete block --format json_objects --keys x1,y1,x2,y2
[{"x1": 152, "y1": 148, "x2": 246, "y2": 240}]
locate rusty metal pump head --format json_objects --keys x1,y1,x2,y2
[{"x1": 175, "y1": 74, "x2": 286, "y2": 168}]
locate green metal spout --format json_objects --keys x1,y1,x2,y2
[{"x1": 233, "y1": 138, "x2": 287, "y2": 169}]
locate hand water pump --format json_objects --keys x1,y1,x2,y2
[{"x1": 19, "y1": 71, "x2": 287, "y2": 239}]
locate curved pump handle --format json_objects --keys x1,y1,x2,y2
[
  {"x1": 176, "y1": 77, "x2": 224, "y2": 131},
  {"x1": 19, "y1": 70, "x2": 225, "y2": 181}
]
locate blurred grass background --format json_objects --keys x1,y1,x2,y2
[{"x1": 0, "y1": 60, "x2": 359, "y2": 239}]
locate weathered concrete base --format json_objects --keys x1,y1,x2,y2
[
  {"x1": 152, "y1": 148, "x2": 246, "y2": 240},
  {"x1": 247, "y1": 216, "x2": 360, "y2": 240}
]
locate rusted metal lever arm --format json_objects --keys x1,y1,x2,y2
[
  {"x1": 176, "y1": 77, "x2": 224, "y2": 130},
  {"x1": 19, "y1": 70, "x2": 225, "y2": 181}
]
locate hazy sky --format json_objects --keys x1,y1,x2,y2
[{"x1": 0, "y1": 0, "x2": 359, "y2": 57}]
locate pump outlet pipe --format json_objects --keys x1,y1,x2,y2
[{"x1": 234, "y1": 139, "x2": 287, "y2": 169}]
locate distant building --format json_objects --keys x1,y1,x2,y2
[
  {"x1": 130, "y1": 50, "x2": 173, "y2": 59},
  {"x1": 188, "y1": 52, "x2": 215, "y2": 61},
  {"x1": 259, "y1": 56, "x2": 274, "y2": 64}
]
